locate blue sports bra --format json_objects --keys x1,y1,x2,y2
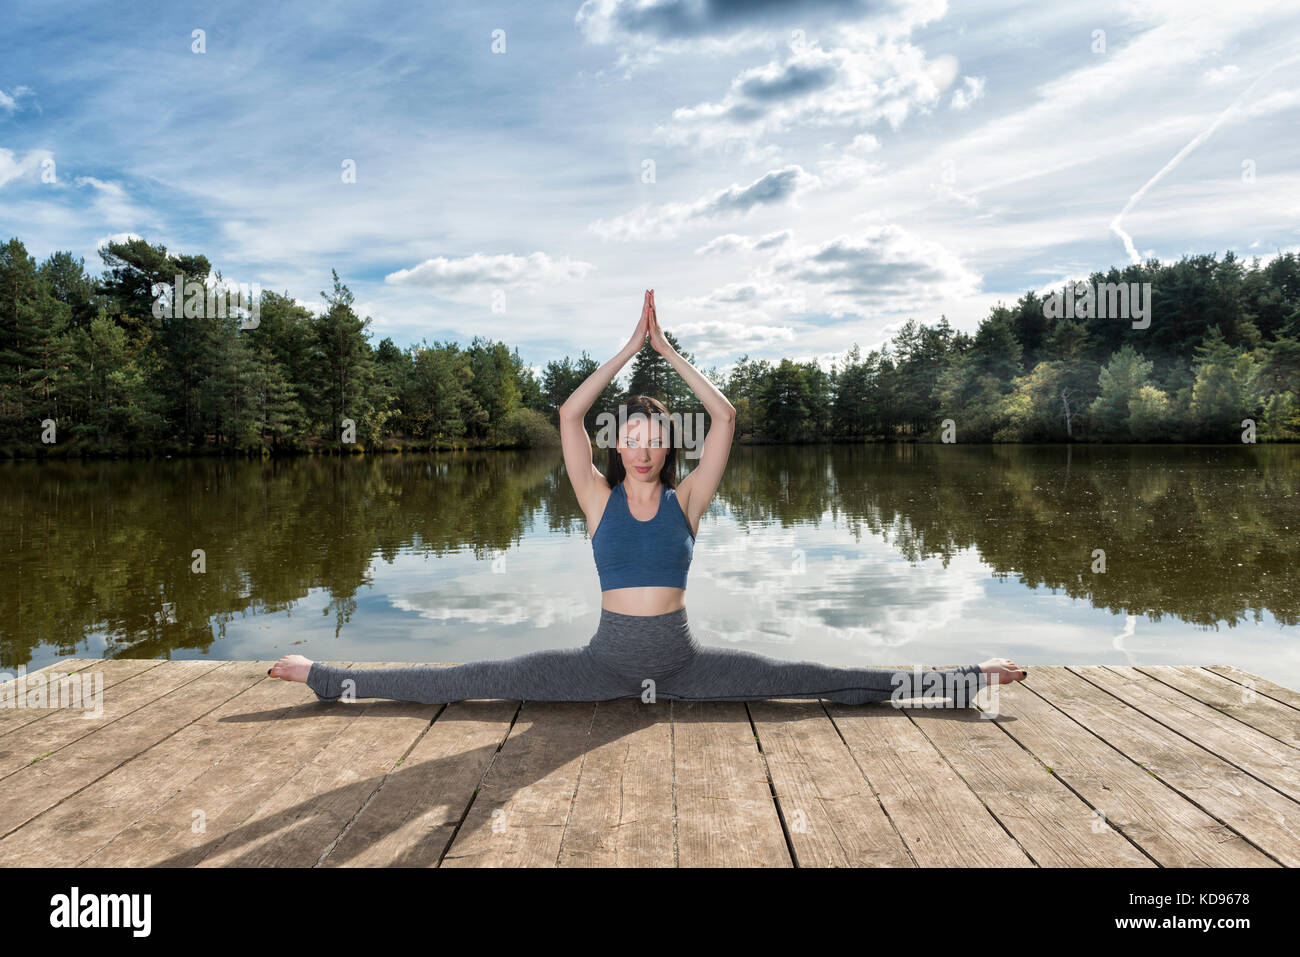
[{"x1": 591, "y1": 480, "x2": 695, "y2": 591}]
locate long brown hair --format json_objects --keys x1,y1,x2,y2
[{"x1": 604, "y1": 394, "x2": 680, "y2": 490}]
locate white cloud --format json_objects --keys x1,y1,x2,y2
[
  {"x1": 0, "y1": 146, "x2": 53, "y2": 189},
  {"x1": 588, "y1": 165, "x2": 821, "y2": 240},
  {"x1": 575, "y1": 0, "x2": 950, "y2": 64},
  {"x1": 666, "y1": 317, "x2": 799, "y2": 354},
  {"x1": 1203, "y1": 64, "x2": 1240, "y2": 83},
  {"x1": 770, "y1": 224, "x2": 981, "y2": 311},
  {"x1": 385, "y1": 252, "x2": 596, "y2": 289},
  {"x1": 949, "y1": 75, "x2": 986, "y2": 110},
  {"x1": 95, "y1": 231, "x2": 143, "y2": 250},
  {"x1": 815, "y1": 132, "x2": 886, "y2": 189},
  {"x1": 0, "y1": 85, "x2": 35, "y2": 113},
  {"x1": 655, "y1": 35, "x2": 959, "y2": 152},
  {"x1": 694, "y1": 229, "x2": 793, "y2": 256},
  {"x1": 1236, "y1": 86, "x2": 1300, "y2": 118}
]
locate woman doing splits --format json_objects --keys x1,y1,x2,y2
[{"x1": 270, "y1": 290, "x2": 1027, "y2": 706}]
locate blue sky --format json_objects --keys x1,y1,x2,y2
[{"x1": 2, "y1": 0, "x2": 1298, "y2": 380}]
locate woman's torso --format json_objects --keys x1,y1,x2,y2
[{"x1": 587, "y1": 481, "x2": 698, "y2": 615}]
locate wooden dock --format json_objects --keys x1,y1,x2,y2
[{"x1": 0, "y1": 659, "x2": 1296, "y2": 867}]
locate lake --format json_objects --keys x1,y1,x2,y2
[{"x1": 4, "y1": 444, "x2": 1298, "y2": 690}]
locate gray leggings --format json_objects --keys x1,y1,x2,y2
[{"x1": 306, "y1": 607, "x2": 988, "y2": 707}]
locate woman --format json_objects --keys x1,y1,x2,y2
[{"x1": 270, "y1": 289, "x2": 1026, "y2": 705}]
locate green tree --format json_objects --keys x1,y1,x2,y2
[
  {"x1": 933, "y1": 353, "x2": 1007, "y2": 441},
  {"x1": 64, "y1": 311, "x2": 164, "y2": 444},
  {"x1": 465, "y1": 336, "x2": 522, "y2": 439},
  {"x1": 0, "y1": 238, "x2": 43, "y2": 442},
  {"x1": 759, "y1": 359, "x2": 818, "y2": 441},
  {"x1": 1187, "y1": 325, "x2": 1262, "y2": 439},
  {"x1": 1127, "y1": 384, "x2": 1177, "y2": 441},
  {"x1": 310, "y1": 270, "x2": 376, "y2": 444},
  {"x1": 1087, "y1": 344, "x2": 1155, "y2": 438}
]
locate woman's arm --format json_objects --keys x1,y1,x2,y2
[
  {"x1": 558, "y1": 292, "x2": 651, "y2": 513},
  {"x1": 645, "y1": 289, "x2": 735, "y2": 523},
  {"x1": 648, "y1": 290, "x2": 735, "y2": 423}
]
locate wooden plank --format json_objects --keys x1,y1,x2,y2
[
  {"x1": 1204, "y1": 666, "x2": 1300, "y2": 710},
  {"x1": 1031, "y1": 667, "x2": 1299, "y2": 865},
  {"x1": 0, "y1": 659, "x2": 165, "y2": 737},
  {"x1": 909, "y1": 694, "x2": 1152, "y2": 866},
  {"x1": 1086, "y1": 666, "x2": 1300, "y2": 801},
  {"x1": 0, "y1": 660, "x2": 320, "y2": 866},
  {"x1": 672, "y1": 700, "x2": 792, "y2": 868},
  {"x1": 86, "y1": 662, "x2": 428, "y2": 867},
  {"x1": 322, "y1": 698, "x2": 519, "y2": 867},
  {"x1": 0, "y1": 660, "x2": 256, "y2": 840},
  {"x1": 196, "y1": 663, "x2": 440, "y2": 867},
  {"x1": 0, "y1": 659, "x2": 93, "y2": 700},
  {"x1": 0, "y1": 658, "x2": 1289, "y2": 869},
  {"x1": 557, "y1": 697, "x2": 674, "y2": 867},
  {"x1": 1136, "y1": 667, "x2": 1299, "y2": 749},
  {"x1": 748, "y1": 698, "x2": 912, "y2": 867},
  {"x1": 828, "y1": 701, "x2": 1035, "y2": 867},
  {"x1": 442, "y1": 701, "x2": 596, "y2": 867},
  {"x1": 983, "y1": 670, "x2": 1275, "y2": 867},
  {"x1": 0, "y1": 659, "x2": 217, "y2": 777}
]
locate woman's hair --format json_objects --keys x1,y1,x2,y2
[{"x1": 604, "y1": 394, "x2": 679, "y2": 489}]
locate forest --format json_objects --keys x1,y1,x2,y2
[{"x1": 1, "y1": 234, "x2": 1298, "y2": 456}]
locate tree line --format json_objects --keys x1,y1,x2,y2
[{"x1": 1, "y1": 234, "x2": 1297, "y2": 456}]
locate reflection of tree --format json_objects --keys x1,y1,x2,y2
[
  {"x1": 2, "y1": 443, "x2": 1295, "y2": 667},
  {"x1": 0, "y1": 451, "x2": 561, "y2": 667},
  {"x1": 824, "y1": 443, "x2": 1299, "y2": 629}
]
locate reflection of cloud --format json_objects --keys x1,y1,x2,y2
[
  {"x1": 391, "y1": 584, "x2": 593, "y2": 630},
  {"x1": 694, "y1": 523, "x2": 987, "y2": 653},
  {"x1": 1112, "y1": 614, "x2": 1139, "y2": 665},
  {"x1": 375, "y1": 539, "x2": 600, "y2": 631}
]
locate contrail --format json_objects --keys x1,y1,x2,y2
[
  {"x1": 1111, "y1": 614, "x2": 1138, "y2": 666},
  {"x1": 1110, "y1": 51, "x2": 1300, "y2": 263}
]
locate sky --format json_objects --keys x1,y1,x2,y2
[{"x1": 2, "y1": 0, "x2": 1299, "y2": 382}]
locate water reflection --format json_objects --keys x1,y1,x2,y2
[{"x1": 3, "y1": 444, "x2": 1297, "y2": 688}]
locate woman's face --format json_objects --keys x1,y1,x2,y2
[{"x1": 618, "y1": 413, "x2": 670, "y2": 480}]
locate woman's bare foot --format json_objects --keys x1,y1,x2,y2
[
  {"x1": 979, "y1": 657, "x2": 1027, "y2": 684},
  {"x1": 269, "y1": 654, "x2": 313, "y2": 683}
]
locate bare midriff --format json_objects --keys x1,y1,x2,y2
[
  {"x1": 600, "y1": 586, "x2": 686, "y2": 616},
  {"x1": 589, "y1": 482, "x2": 693, "y2": 616}
]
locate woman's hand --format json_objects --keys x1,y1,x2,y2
[
  {"x1": 626, "y1": 290, "x2": 651, "y2": 353},
  {"x1": 647, "y1": 288, "x2": 674, "y2": 356}
]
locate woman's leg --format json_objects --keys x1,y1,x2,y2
[
  {"x1": 654, "y1": 646, "x2": 988, "y2": 707},
  {"x1": 306, "y1": 644, "x2": 635, "y2": 704}
]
